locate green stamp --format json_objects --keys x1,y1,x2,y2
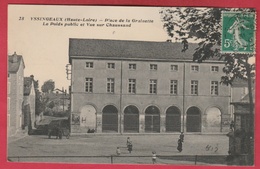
[{"x1": 221, "y1": 11, "x2": 256, "y2": 54}]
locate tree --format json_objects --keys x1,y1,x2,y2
[
  {"x1": 160, "y1": 7, "x2": 255, "y2": 160},
  {"x1": 41, "y1": 79, "x2": 55, "y2": 93}
]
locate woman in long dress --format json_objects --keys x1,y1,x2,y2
[{"x1": 228, "y1": 15, "x2": 249, "y2": 50}]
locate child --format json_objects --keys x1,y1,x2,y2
[
  {"x1": 116, "y1": 147, "x2": 121, "y2": 156},
  {"x1": 152, "y1": 151, "x2": 157, "y2": 164}
]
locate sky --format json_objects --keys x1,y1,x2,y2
[{"x1": 8, "y1": 5, "x2": 170, "y2": 91}]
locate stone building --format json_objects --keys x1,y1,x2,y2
[
  {"x1": 8, "y1": 52, "x2": 25, "y2": 136},
  {"x1": 68, "y1": 38, "x2": 232, "y2": 134}
]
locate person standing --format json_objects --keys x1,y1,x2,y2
[
  {"x1": 126, "y1": 137, "x2": 133, "y2": 153},
  {"x1": 127, "y1": 142, "x2": 133, "y2": 153},
  {"x1": 177, "y1": 138, "x2": 183, "y2": 152}
]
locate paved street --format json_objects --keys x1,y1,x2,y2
[{"x1": 8, "y1": 134, "x2": 229, "y2": 165}]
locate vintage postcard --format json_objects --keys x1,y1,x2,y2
[{"x1": 7, "y1": 4, "x2": 256, "y2": 167}]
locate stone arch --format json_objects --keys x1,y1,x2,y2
[
  {"x1": 186, "y1": 106, "x2": 201, "y2": 132},
  {"x1": 166, "y1": 106, "x2": 181, "y2": 132},
  {"x1": 145, "y1": 105, "x2": 160, "y2": 133},
  {"x1": 79, "y1": 104, "x2": 97, "y2": 130},
  {"x1": 102, "y1": 105, "x2": 118, "y2": 132},
  {"x1": 204, "y1": 107, "x2": 222, "y2": 132},
  {"x1": 123, "y1": 105, "x2": 139, "y2": 133}
]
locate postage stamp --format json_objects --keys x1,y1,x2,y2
[{"x1": 221, "y1": 11, "x2": 256, "y2": 54}]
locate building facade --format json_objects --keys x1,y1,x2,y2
[
  {"x1": 69, "y1": 39, "x2": 232, "y2": 134},
  {"x1": 8, "y1": 52, "x2": 25, "y2": 136}
]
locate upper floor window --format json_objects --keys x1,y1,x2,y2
[
  {"x1": 128, "y1": 79, "x2": 136, "y2": 94},
  {"x1": 191, "y1": 80, "x2": 198, "y2": 95},
  {"x1": 150, "y1": 64, "x2": 158, "y2": 70},
  {"x1": 86, "y1": 62, "x2": 93, "y2": 68},
  {"x1": 85, "y1": 78, "x2": 93, "y2": 93},
  {"x1": 211, "y1": 66, "x2": 219, "y2": 72},
  {"x1": 107, "y1": 63, "x2": 115, "y2": 69},
  {"x1": 191, "y1": 65, "x2": 199, "y2": 72},
  {"x1": 8, "y1": 73, "x2": 10, "y2": 78},
  {"x1": 211, "y1": 81, "x2": 219, "y2": 95},
  {"x1": 170, "y1": 80, "x2": 178, "y2": 95},
  {"x1": 149, "y1": 79, "x2": 157, "y2": 94},
  {"x1": 129, "y1": 63, "x2": 136, "y2": 70},
  {"x1": 107, "y1": 78, "x2": 115, "y2": 93},
  {"x1": 170, "y1": 65, "x2": 178, "y2": 71}
]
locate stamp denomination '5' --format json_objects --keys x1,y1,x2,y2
[{"x1": 221, "y1": 11, "x2": 256, "y2": 54}]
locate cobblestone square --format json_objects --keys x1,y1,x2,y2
[{"x1": 8, "y1": 134, "x2": 229, "y2": 165}]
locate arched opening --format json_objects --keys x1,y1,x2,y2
[
  {"x1": 124, "y1": 105, "x2": 139, "y2": 133},
  {"x1": 166, "y1": 106, "x2": 181, "y2": 132},
  {"x1": 102, "y1": 105, "x2": 118, "y2": 132},
  {"x1": 80, "y1": 105, "x2": 96, "y2": 130},
  {"x1": 186, "y1": 107, "x2": 201, "y2": 132},
  {"x1": 205, "y1": 107, "x2": 222, "y2": 132},
  {"x1": 145, "y1": 106, "x2": 160, "y2": 133}
]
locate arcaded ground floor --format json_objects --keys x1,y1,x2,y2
[{"x1": 71, "y1": 104, "x2": 231, "y2": 134}]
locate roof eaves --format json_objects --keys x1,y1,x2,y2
[{"x1": 69, "y1": 55, "x2": 225, "y2": 63}]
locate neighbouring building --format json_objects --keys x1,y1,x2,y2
[
  {"x1": 227, "y1": 86, "x2": 254, "y2": 165},
  {"x1": 41, "y1": 91, "x2": 70, "y2": 114},
  {"x1": 68, "y1": 38, "x2": 232, "y2": 134},
  {"x1": 23, "y1": 75, "x2": 36, "y2": 131},
  {"x1": 230, "y1": 78, "x2": 251, "y2": 119},
  {"x1": 8, "y1": 52, "x2": 25, "y2": 136}
]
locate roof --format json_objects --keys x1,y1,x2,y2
[
  {"x1": 24, "y1": 77, "x2": 34, "y2": 96},
  {"x1": 36, "y1": 116, "x2": 68, "y2": 126},
  {"x1": 8, "y1": 52, "x2": 25, "y2": 73},
  {"x1": 231, "y1": 78, "x2": 250, "y2": 88},
  {"x1": 240, "y1": 89, "x2": 255, "y2": 103},
  {"x1": 69, "y1": 39, "x2": 220, "y2": 63}
]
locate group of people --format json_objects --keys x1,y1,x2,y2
[
  {"x1": 115, "y1": 132, "x2": 185, "y2": 164},
  {"x1": 116, "y1": 137, "x2": 133, "y2": 156}
]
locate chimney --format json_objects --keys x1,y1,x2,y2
[{"x1": 12, "y1": 52, "x2": 18, "y2": 62}]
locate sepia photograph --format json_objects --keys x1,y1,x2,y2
[{"x1": 7, "y1": 4, "x2": 256, "y2": 166}]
